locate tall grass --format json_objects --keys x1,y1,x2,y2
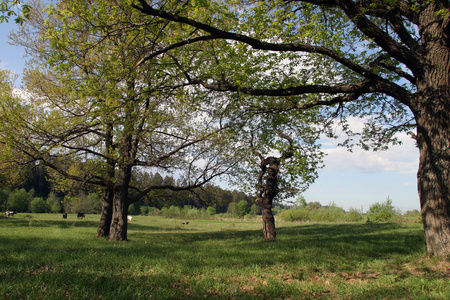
[{"x1": 1, "y1": 214, "x2": 448, "y2": 299}]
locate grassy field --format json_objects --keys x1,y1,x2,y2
[{"x1": 0, "y1": 214, "x2": 449, "y2": 299}]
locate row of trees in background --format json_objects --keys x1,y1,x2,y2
[
  {"x1": 3, "y1": 180, "x2": 416, "y2": 225},
  {"x1": 0, "y1": 162, "x2": 255, "y2": 215}
]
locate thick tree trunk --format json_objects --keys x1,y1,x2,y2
[
  {"x1": 259, "y1": 157, "x2": 280, "y2": 241},
  {"x1": 108, "y1": 166, "x2": 132, "y2": 241},
  {"x1": 416, "y1": 104, "x2": 450, "y2": 258},
  {"x1": 414, "y1": 8, "x2": 450, "y2": 257},
  {"x1": 261, "y1": 202, "x2": 276, "y2": 241},
  {"x1": 415, "y1": 95, "x2": 450, "y2": 257},
  {"x1": 109, "y1": 187, "x2": 129, "y2": 241},
  {"x1": 96, "y1": 186, "x2": 113, "y2": 238},
  {"x1": 97, "y1": 122, "x2": 115, "y2": 238}
]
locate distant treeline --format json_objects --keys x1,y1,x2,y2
[{"x1": 0, "y1": 164, "x2": 255, "y2": 214}]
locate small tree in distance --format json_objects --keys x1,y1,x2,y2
[{"x1": 367, "y1": 197, "x2": 399, "y2": 223}]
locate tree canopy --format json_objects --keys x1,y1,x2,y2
[{"x1": 128, "y1": 0, "x2": 450, "y2": 257}]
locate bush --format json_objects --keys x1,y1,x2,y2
[
  {"x1": 47, "y1": 192, "x2": 62, "y2": 213},
  {"x1": 30, "y1": 197, "x2": 48, "y2": 213},
  {"x1": 279, "y1": 204, "x2": 364, "y2": 223},
  {"x1": 279, "y1": 208, "x2": 311, "y2": 222},
  {"x1": 63, "y1": 192, "x2": 101, "y2": 214},
  {"x1": 161, "y1": 206, "x2": 181, "y2": 218},
  {"x1": 235, "y1": 200, "x2": 249, "y2": 217},
  {"x1": 367, "y1": 197, "x2": 399, "y2": 222},
  {"x1": 345, "y1": 207, "x2": 364, "y2": 222},
  {"x1": 7, "y1": 188, "x2": 33, "y2": 212},
  {"x1": 249, "y1": 204, "x2": 260, "y2": 216},
  {"x1": 206, "y1": 206, "x2": 216, "y2": 216},
  {"x1": 140, "y1": 205, "x2": 150, "y2": 215}
]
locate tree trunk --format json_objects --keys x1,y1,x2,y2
[
  {"x1": 414, "y1": 7, "x2": 450, "y2": 257},
  {"x1": 96, "y1": 186, "x2": 113, "y2": 238},
  {"x1": 415, "y1": 101, "x2": 450, "y2": 258},
  {"x1": 414, "y1": 91, "x2": 450, "y2": 257},
  {"x1": 109, "y1": 186, "x2": 129, "y2": 241},
  {"x1": 97, "y1": 121, "x2": 115, "y2": 238},
  {"x1": 259, "y1": 157, "x2": 280, "y2": 241},
  {"x1": 108, "y1": 166, "x2": 132, "y2": 241}
]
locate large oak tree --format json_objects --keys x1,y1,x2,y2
[{"x1": 130, "y1": 0, "x2": 450, "y2": 257}]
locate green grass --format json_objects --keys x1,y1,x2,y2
[{"x1": 1, "y1": 214, "x2": 449, "y2": 299}]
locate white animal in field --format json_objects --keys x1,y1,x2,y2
[{"x1": 127, "y1": 216, "x2": 132, "y2": 221}]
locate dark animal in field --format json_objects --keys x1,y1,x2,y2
[
  {"x1": 5, "y1": 211, "x2": 16, "y2": 217},
  {"x1": 77, "y1": 212, "x2": 85, "y2": 219},
  {"x1": 181, "y1": 222, "x2": 189, "y2": 225},
  {"x1": 63, "y1": 212, "x2": 67, "y2": 219}
]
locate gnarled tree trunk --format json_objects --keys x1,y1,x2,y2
[
  {"x1": 259, "y1": 157, "x2": 280, "y2": 241},
  {"x1": 415, "y1": 97, "x2": 450, "y2": 257},
  {"x1": 412, "y1": 6, "x2": 450, "y2": 257}
]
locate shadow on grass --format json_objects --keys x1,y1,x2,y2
[{"x1": 0, "y1": 219, "x2": 429, "y2": 299}]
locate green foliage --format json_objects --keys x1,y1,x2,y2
[
  {"x1": 206, "y1": 206, "x2": 216, "y2": 216},
  {"x1": 161, "y1": 206, "x2": 182, "y2": 218},
  {"x1": 226, "y1": 202, "x2": 236, "y2": 216},
  {"x1": 7, "y1": 188, "x2": 33, "y2": 212},
  {"x1": 128, "y1": 203, "x2": 139, "y2": 215},
  {"x1": 0, "y1": 189, "x2": 7, "y2": 210},
  {"x1": 249, "y1": 203, "x2": 260, "y2": 216},
  {"x1": 140, "y1": 205, "x2": 150, "y2": 216},
  {"x1": 0, "y1": 0, "x2": 30, "y2": 24},
  {"x1": 367, "y1": 197, "x2": 399, "y2": 223},
  {"x1": 279, "y1": 203, "x2": 362, "y2": 223},
  {"x1": 63, "y1": 193, "x2": 101, "y2": 214},
  {"x1": 29, "y1": 197, "x2": 48, "y2": 213},
  {"x1": 235, "y1": 200, "x2": 249, "y2": 217},
  {"x1": 46, "y1": 192, "x2": 62, "y2": 213}
]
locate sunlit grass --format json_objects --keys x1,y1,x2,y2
[{"x1": 1, "y1": 214, "x2": 449, "y2": 299}]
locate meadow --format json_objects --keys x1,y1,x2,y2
[{"x1": 0, "y1": 214, "x2": 449, "y2": 299}]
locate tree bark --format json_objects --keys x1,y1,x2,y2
[
  {"x1": 108, "y1": 165, "x2": 132, "y2": 241},
  {"x1": 414, "y1": 6, "x2": 450, "y2": 257},
  {"x1": 259, "y1": 157, "x2": 280, "y2": 241},
  {"x1": 109, "y1": 185, "x2": 129, "y2": 241},
  {"x1": 96, "y1": 121, "x2": 115, "y2": 238},
  {"x1": 415, "y1": 98, "x2": 450, "y2": 258},
  {"x1": 96, "y1": 186, "x2": 114, "y2": 238}
]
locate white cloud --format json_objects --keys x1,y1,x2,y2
[{"x1": 321, "y1": 119, "x2": 419, "y2": 174}]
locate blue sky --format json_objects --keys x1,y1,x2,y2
[{"x1": 1, "y1": 21, "x2": 421, "y2": 213}]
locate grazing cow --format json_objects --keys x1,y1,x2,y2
[
  {"x1": 77, "y1": 212, "x2": 85, "y2": 219},
  {"x1": 6, "y1": 211, "x2": 16, "y2": 217},
  {"x1": 127, "y1": 216, "x2": 132, "y2": 222},
  {"x1": 62, "y1": 212, "x2": 67, "y2": 219},
  {"x1": 181, "y1": 222, "x2": 189, "y2": 225}
]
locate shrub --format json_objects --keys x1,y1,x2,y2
[
  {"x1": 47, "y1": 192, "x2": 62, "y2": 213},
  {"x1": 7, "y1": 188, "x2": 33, "y2": 212},
  {"x1": 63, "y1": 192, "x2": 101, "y2": 214},
  {"x1": 249, "y1": 204, "x2": 260, "y2": 216},
  {"x1": 345, "y1": 207, "x2": 364, "y2": 222},
  {"x1": 235, "y1": 200, "x2": 249, "y2": 217},
  {"x1": 279, "y1": 208, "x2": 311, "y2": 222},
  {"x1": 206, "y1": 206, "x2": 216, "y2": 216},
  {"x1": 367, "y1": 197, "x2": 399, "y2": 222},
  {"x1": 140, "y1": 205, "x2": 150, "y2": 215},
  {"x1": 30, "y1": 197, "x2": 48, "y2": 213},
  {"x1": 161, "y1": 206, "x2": 181, "y2": 218}
]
